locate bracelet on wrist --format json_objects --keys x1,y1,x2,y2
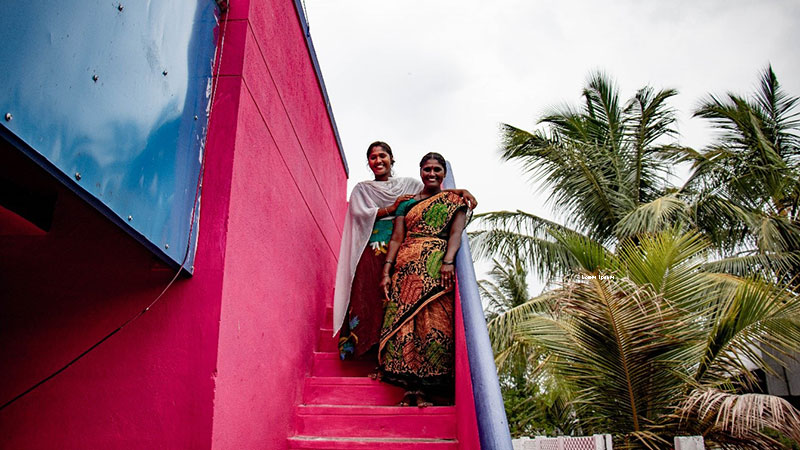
[
  {"x1": 384, "y1": 260, "x2": 394, "y2": 265},
  {"x1": 442, "y1": 261, "x2": 454, "y2": 265}
]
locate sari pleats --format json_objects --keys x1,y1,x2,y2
[{"x1": 378, "y1": 192, "x2": 466, "y2": 390}]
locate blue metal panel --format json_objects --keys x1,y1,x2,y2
[
  {"x1": 0, "y1": 0, "x2": 220, "y2": 271},
  {"x1": 444, "y1": 164, "x2": 514, "y2": 450}
]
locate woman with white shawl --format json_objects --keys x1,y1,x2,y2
[{"x1": 333, "y1": 141, "x2": 475, "y2": 361}]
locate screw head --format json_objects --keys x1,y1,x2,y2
[
  {"x1": 127, "y1": 215, "x2": 133, "y2": 221},
  {"x1": 92, "y1": 74, "x2": 99, "y2": 82},
  {"x1": 162, "y1": 70, "x2": 168, "y2": 76},
  {"x1": 117, "y1": 3, "x2": 123, "y2": 11},
  {"x1": 194, "y1": 115, "x2": 198, "y2": 120},
  {"x1": 4, "y1": 113, "x2": 11, "y2": 121},
  {"x1": 75, "y1": 172, "x2": 81, "y2": 181},
  {"x1": 165, "y1": 244, "x2": 169, "y2": 249}
]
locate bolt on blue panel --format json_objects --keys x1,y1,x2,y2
[{"x1": 0, "y1": 0, "x2": 220, "y2": 272}]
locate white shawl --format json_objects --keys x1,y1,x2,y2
[{"x1": 332, "y1": 177, "x2": 423, "y2": 334}]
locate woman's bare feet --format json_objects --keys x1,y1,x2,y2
[
  {"x1": 398, "y1": 390, "x2": 416, "y2": 406},
  {"x1": 415, "y1": 391, "x2": 433, "y2": 408}
]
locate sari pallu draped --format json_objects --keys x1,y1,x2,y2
[
  {"x1": 333, "y1": 177, "x2": 422, "y2": 359},
  {"x1": 378, "y1": 191, "x2": 467, "y2": 389}
]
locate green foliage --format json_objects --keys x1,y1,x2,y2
[
  {"x1": 471, "y1": 72, "x2": 687, "y2": 284},
  {"x1": 480, "y1": 72, "x2": 680, "y2": 245},
  {"x1": 488, "y1": 230, "x2": 800, "y2": 448},
  {"x1": 501, "y1": 371, "x2": 579, "y2": 437},
  {"x1": 480, "y1": 256, "x2": 577, "y2": 436},
  {"x1": 481, "y1": 255, "x2": 531, "y2": 323},
  {"x1": 476, "y1": 67, "x2": 800, "y2": 449}
]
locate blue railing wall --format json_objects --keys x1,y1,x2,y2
[{"x1": 444, "y1": 165, "x2": 514, "y2": 450}]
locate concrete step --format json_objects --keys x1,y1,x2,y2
[
  {"x1": 303, "y1": 376, "x2": 406, "y2": 405},
  {"x1": 294, "y1": 405, "x2": 456, "y2": 439},
  {"x1": 311, "y1": 351, "x2": 374, "y2": 377},
  {"x1": 318, "y1": 328, "x2": 338, "y2": 353},
  {"x1": 288, "y1": 436, "x2": 458, "y2": 449}
]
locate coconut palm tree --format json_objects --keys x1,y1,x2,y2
[
  {"x1": 489, "y1": 229, "x2": 800, "y2": 448},
  {"x1": 681, "y1": 65, "x2": 800, "y2": 282},
  {"x1": 678, "y1": 64, "x2": 800, "y2": 424},
  {"x1": 470, "y1": 72, "x2": 685, "y2": 283},
  {"x1": 473, "y1": 67, "x2": 800, "y2": 284},
  {"x1": 476, "y1": 69, "x2": 800, "y2": 446}
]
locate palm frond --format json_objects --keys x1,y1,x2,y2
[
  {"x1": 614, "y1": 194, "x2": 691, "y2": 238},
  {"x1": 469, "y1": 229, "x2": 579, "y2": 281},
  {"x1": 754, "y1": 65, "x2": 800, "y2": 155},
  {"x1": 500, "y1": 123, "x2": 622, "y2": 240},
  {"x1": 617, "y1": 230, "x2": 716, "y2": 309},
  {"x1": 691, "y1": 66, "x2": 800, "y2": 234},
  {"x1": 624, "y1": 86, "x2": 680, "y2": 213},
  {"x1": 691, "y1": 194, "x2": 755, "y2": 253},
  {"x1": 679, "y1": 389, "x2": 800, "y2": 445},
  {"x1": 693, "y1": 278, "x2": 800, "y2": 388},
  {"x1": 488, "y1": 293, "x2": 559, "y2": 355},
  {"x1": 479, "y1": 279, "x2": 508, "y2": 322},
  {"x1": 549, "y1": 229, "x2": 613, "y2": 274},
  {"x1": 481, "y1": 256, "x2": 532, "y2": 322},
  {"x1": 469, "y1": 211, "x2": 591, "y2": 280},
  {"x1": 516, "y1": 274, "x2": 689, "y2": 437},
  {"x1": 702, "y1": 251, "x2": 800, "y2": 280},
  {"x1": 625, "y1": 87, "x2": 679, "y2": 152},
  {"x1": 471, "y1": 210, "x2": 577, "y2": 238}
]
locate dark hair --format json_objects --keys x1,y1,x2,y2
[
  {"x1": 419, "y1": 152, "x2": 447, "y2": 175},
  {"x1": 366, "y1": 141, "x2": 395, "y2": 166}
]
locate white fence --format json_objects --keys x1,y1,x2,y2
[
  {"x1": 512, "y1": 435, "x2": 612, "y2": 450},
  {"x1": 674, "y1": 436, "x2": 705, "y2": 450},
  {"x1": 512, "y1": 435, "x2": 705, "y2": 450}
]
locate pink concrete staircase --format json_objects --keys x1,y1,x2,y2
[{"x1": 287, "y1": 307, "x2": 459, "y2": 449}]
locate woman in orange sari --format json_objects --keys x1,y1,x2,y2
[{"x1": 378, "y1": 152, "x2": 468, "y2": 407}]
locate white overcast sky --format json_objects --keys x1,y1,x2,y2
[{"x1": 304, "y1": 0, "x2": 800, "y2": 290}]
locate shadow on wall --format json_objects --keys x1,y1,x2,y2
[{"x1": 0, "y1": 135, "x2": 219, "y2": 448}]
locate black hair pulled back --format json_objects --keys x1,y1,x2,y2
[
  {"x1": 419, "y1": 152, "x2": 447, "y2": 175},
  {"x1": 366, "y1": 141, "x2": 395, "y2": 166}
]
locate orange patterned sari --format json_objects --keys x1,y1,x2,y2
[{"x1": 378, "y1": 191, "x2": 467, "y2": 388}]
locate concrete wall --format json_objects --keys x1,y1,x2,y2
[{"x1": 0, "y1": 0, "x2": 347, "y2": 448}]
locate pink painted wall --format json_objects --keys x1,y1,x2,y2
[
  {"x1": 0, "y1": 0, "x2": 347, "y2": 448},
  {"x1": 209, "y1": 0, "x2": 347, "y2": 448},
  {"x1": 0, "y1": 118, "x2": 232, "y2": 448},
  {"x1": 455, "y1": 288, "x2": 481, "y2": 450}
]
